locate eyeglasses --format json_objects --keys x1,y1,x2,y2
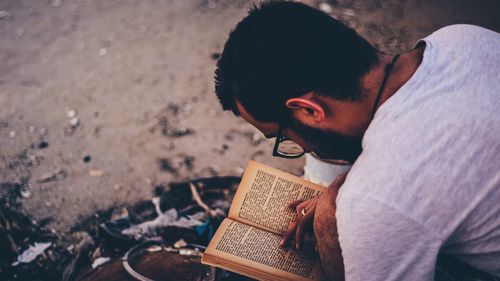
[
  {"x1": 272, "y1": 123, "x2": 305, "y2": 159},
  {"x1": 271, "y1": 123, "x2": 353, "y2": 165}
]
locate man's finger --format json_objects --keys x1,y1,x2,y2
[
  {"x1": 295, "y1": 200, "x2": 310, "y2": 215},
  {"x1": 287, "y1": 200, "x2": 303, "y2": 209},
  {"x1": 281, "y1": 219, "x2": 298, "y2": 247},
  {"x1": 295, "y1": 207, "x2": 314, "y2": 250}
]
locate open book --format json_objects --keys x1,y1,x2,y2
[{"x1": 202, "y1": 160, "x2": 326, "y2": 281}]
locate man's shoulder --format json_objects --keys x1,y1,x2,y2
[
  {"x1": 428, "y1": 24, "x2": 498, "y2": 40},
  {"x1": 422, "y1": 24, "x2": 499, "y2": 53}
]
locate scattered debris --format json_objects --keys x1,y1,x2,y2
[
  {"x1": 179, "y1": 248, "x2": 202, "y2": 256},
  {"x1": 121, "y1": 208, "x2": 204, "y2": 240},
  {"x1": 12, "y1": 242, "x2": 52, "y2": 266},
  {"x1": 91, "y1": 256, "x2": 111, "y2": 268},
  {"x1": 89, "y1": 169, "x2": 105, "y2": 177},
  {"x1": 146, "y1": 244, "x2": 163, "y2": 253},
  {"x1": 174, "y1": 238, "x2": 187, "y2": 249},
  {"x1": 37, "y1": 168, "x2": 67, "y2": 183},
  {"x1": 190, "y1": 183, "x2": 218, "y2": 217},
  {"x1": 1, "y1": 176, "x2": 241, "y2": 280}
]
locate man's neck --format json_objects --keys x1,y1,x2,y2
[{"x1": 361, "y1": 43, "x2": 426, "y2": 116}]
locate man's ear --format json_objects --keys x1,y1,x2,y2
[{"x1": 285, "y1": 97, "x2": 325, "y2": 123}]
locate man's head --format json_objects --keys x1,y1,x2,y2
[{"x1": 215, "y1": 1, "x2": 380, "y2": 162}]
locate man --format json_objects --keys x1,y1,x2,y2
[{"x1": 214, "y1": 1, "x2": 500, "y2": 280}]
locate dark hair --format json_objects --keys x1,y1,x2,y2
[{"x1": 215, "y1": 1, "x2": 379, "y2": 122}]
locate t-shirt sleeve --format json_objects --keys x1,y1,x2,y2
[{"x1": 336, "y1": 193, "x2": 444, "y2": 281}]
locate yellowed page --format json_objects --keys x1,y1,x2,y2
[
  {"x1": 228, "y1": 160, "x2": 326, "y2": 235},
  {"x1": 202, "y1": 219, "x2": 322, "y2": 281}
]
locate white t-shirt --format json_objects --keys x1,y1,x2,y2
[{"x1": 336, "y1": 24, "x2": 500, "y2": 280}]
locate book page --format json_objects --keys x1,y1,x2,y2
[
  {"x1": 228, "y1": 160, "x2": 325, "y2": 235},
  {"x1": 202, "y1": 219, "x2": 322, "y2": 281}
]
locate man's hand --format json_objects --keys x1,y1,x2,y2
[
  {"x1": 281, "y1": 197, "x2": 318, "y2": 250},
  {"x1": 281, "y1": 173, "x2": 348, "y2": 251}
]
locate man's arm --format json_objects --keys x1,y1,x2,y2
[{"x1": 314, "y1": 174, "x2": 346, "y2": 281}]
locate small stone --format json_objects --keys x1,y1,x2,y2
[
  {"x1": 341, "y1": 9, "x2": 356, "y2": 17},
  {"x1": 39, "y1": 128, "x2": 47, "y2": 135},
  {"x1": 0, "y1": 10, "x2": 10, "y2": 19},
  {"x1": 145, "y1": 178, "x2": 152, "y2": 185},
  {"x1": 45, "y1": 201, "x2": 53, "y2": 207},
  {"x1": 37, "y1": 168, "x2": 67, "y2": 183},
  {"x1": 20, "y1": 189, "x2": 31, "y2": 199},
  {"x1": 38, "y1": 141, "x2": 49, "y2": 149},
  {"x1": 113, "y1": 184, "x2": 120, "y2": 191},
  {"x1": 252, "y1": 133, "x2": 261, "y2": 144},
  {"x1": 146, "y1": 245, "x2": 163, "y2": 252},
  {"x1": 83, "y1": 155, "x2": 91, "y2": 163},
  {"x1": 99, "y1": 47, "x2": 107, "y2": 56},
  {"x1": 318, "y1": 3, "x2": 333, "y2": 14},
  {"x1": 66, "y1": 109, "x2": 77, "y2": 118},
  {"x1": 174, "y1": 239, "x2": 187, "y2": 249},
  {"x1": 69, "y1": 117, "x2": 79, "y2": 127},
  {"x1": 234, "y1": 167, "x2": 244, "y2": 175},
  {"x1": 28, "y1": 126, "x2": 36, "y2": 133},
  {"x1": 9, "y1": 130, "x2": 16, "y2": 138},
  {"x1": 89, "y1": 169, "x2": 105, "y2": 177}
]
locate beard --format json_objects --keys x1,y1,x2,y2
[{"x1": 288, "y1": 119, "x2": 363, "y2": 164}]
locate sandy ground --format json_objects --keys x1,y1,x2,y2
[{"x1": 1, "y1": 0, "x2": 499, "y2": 233}]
